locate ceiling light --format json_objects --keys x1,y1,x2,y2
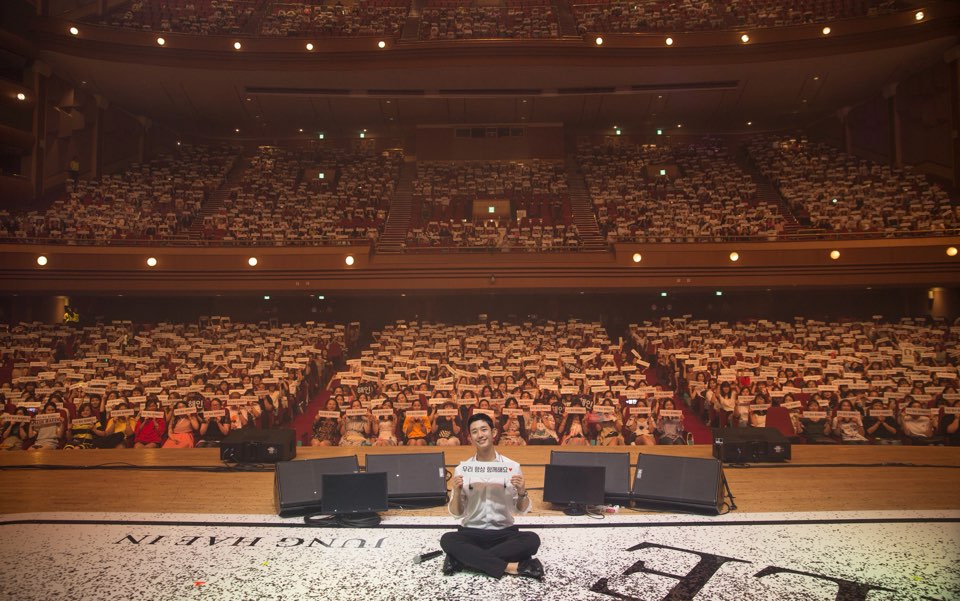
[
  {"x1": 248, "y1": 257, "x2": 258, "y2": 266},
  {"x1": 69, "y1": 26, "x2": 79, "y2": 35},
  {"x1": 37, "y1": 255, "x2": 48, "y2": 266},
  {"x1": 947, "y1": 247, "x2": 958, "y2": 257},
  {"x1": 729, "y1": 251, "x2": 740, "y2": 262},
  {"x1": 233, "y1": 41, "x2": 242, "y2": 50},
  {"x1": 747, "y1": 121, "x2": 753, "y2": 126},
  {"x1": 378, "y1": 40, "x2": 386, "y2": 49},
  {"x1": 157, "y1": 37, "x2": 165, "y2": 45},
  {"x1": 715, "y1": 291, "x2": 723, "y2": 296},
  {"x1": 632, "y1": 253, "x2": 642, "y2": 263},
  {"x1": 660, "y1": 292, "x2": 667, "y2": 297},
  {"x1": 263, "y1": 295, "x2": 271, "y2": 300},
  {"x1": 146, "y1": 257, "x2": 158, "y2": 267},
  {"x1": 829, "y1": 250, "x2": 840, "y2": 260},
  {"x1": 317, "y1": 295, "x2": 325, "y2": 300},
  {"x1": 234, "y1": 128, "x2": 240, "y2": 133},
  {"x1": 595, "y1": 36, "x2": 603, "y2": 46},
  {"x1": 345, "y1": 255, "x2": 355, "y2": 266},
  {"x1": 306, "y1": 42, "x2": 314, "y2": 51},
  {"x1": 821, "y1": 26, "x2": 831, "y2": 35},
  {"x1": 665, "y1": 37, "x2": 673, "y2": 46},
  {"x1": 16, "y1": 93, "x2": 26, "y2": 101},
  {"x1": 298, "y1": 128, "x2": 303, "y2": 133},
  {"x1": 914, "y1": 10, "x2": 924, "y2": 21},
  {"x1": 740, "y1": 33, "x2": 750, "y2": 43}
]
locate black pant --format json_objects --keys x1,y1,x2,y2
[{"x1": 440, "y1": 526, "x2": 540, "y2": 578}]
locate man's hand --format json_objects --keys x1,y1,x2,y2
[
  {"x1": 452, "y1": 474, "x2": 464, "y2": 491},
  {"x1": 510, "y1": 473, "x2": 526, "y2": 496}
]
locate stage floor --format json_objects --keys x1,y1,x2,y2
[{"x1": 2, "y1": 446, "x2": 959, "y2": 600}]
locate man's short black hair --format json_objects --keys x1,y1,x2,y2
[{"x1": 467, "y1": 412, "x2": 494, "y2": 430}]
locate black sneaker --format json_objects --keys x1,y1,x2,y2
[
  {"x1": 442, "y1": 554, "x2": 463, "y2": 575},
  {"x1": 517, "y1": 558, "x2": 544, "y2": 581}
]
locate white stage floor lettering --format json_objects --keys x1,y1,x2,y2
[{"x1": 1, "y1": 511, "x2": 958, "y2": 601}]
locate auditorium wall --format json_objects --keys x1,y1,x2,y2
[{"x1": 415, "y1": 124, "x2": 564, "y2": 161}]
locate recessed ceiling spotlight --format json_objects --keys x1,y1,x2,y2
[
  {"x1": 914, "y1": 10, "x2": 924, "y2": 21},
  {"x1": 729, "y1": 251, "x2": 740, "y2": 262},
  {"x1": 16, "y1": 93, "x2": 26, "y2": 101},
  {"x1": 947, "y1": 246, "x2": 958, "y2": 257},
  {"x1": 665, "y1": 37, "x2": 673, "y2": 46},
  {"x1": 345, "y1": 255, "x2": 355, "y2": 266},
  {"x1": 157, "y1": 37, "x2": 166, "y2": 45},
  {"x1": 233, "y1": 41, "x2": 242, "y2": 50},
  {"x1": 821, "y1": 26, "x2": 831, "y2": 35},
  {"x1": 740, "y1": 33, "x2": 750, "y2": 43},
  {"x1": 378, "y1": 40, "x2": 386, "y2": 49},
  {"x1": 69, "y1": 26, "x2": 79, "y2": 35},
  {"x1": 248, "y1": 257, "x2": 258, "y2": 266},
  {"x1": 632, "y1": 253, "x2": 642, "y2": 263},
  {"x1": 37, "y1": 255, "x2": 48, "y2": 266},
  {"x1": 146, "y1": 257, "x2": 158, "y2": 267},
  {"x1": 306, "y1": 42, "x2": 314, "y2": 51},
  {"x1": 595, "y1": 36, "x2": 603, "y2": 46},
  {"x1": 829, "y1": 250, "x2": 840, "y2": 260}
]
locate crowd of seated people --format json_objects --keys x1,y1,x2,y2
[
  {"x1": 0, "y1": 319, "x2": 352, "y2": 450},
  {"x1": 0, "y1": 144, "x2": 239, "y2": 243},
  {"x1": 408, "y1": 159, "x2": 578, "y2": 249},
  {"x1": 260, "y1": 0, "x2": 407, "y2": 37},
  {"x1": 202, "y1": 145, "x2": 401, "y2": 245},
  {"x1": 746, "y1": 135, "x2": 959, "y2": 236},
  {"x1": 306, "y1": 315, "x2": 958, "y2": 447},
  {"x1": 309, "y1": 319, "x2": 693, "y2": 446},
  {"x1": 572, "y1": 0, "x2": 900, "y2": 34},
  {"x1": 578, "y1": 137, "x2": 780, "y2": 242},
  {"x1": 419, "y1": 0, "x2": 559, "y2": 40},
  {"x1": 646, "y1": 315, "x2": 959, "y2": 445},
  {"x1": 87, "y1": 0, "x2": 267, "y2": 35}
]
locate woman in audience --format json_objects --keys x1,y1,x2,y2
[
  {"x1": 163, "y1": 400, "x2": 200, "y2": 448},
  {"x1": 29, "y1": 400, "x2": 65, "y2": 450},
  {"x1": 432, "y1": 400, "x2": 462, "y2": 446},
  {"x1": 798, "y1": 399, "x2": 835, "y2": 444},
  {"x1": 527, "y1": 409, "x2": 559, "y2": 445},
  {"x1": 98, "y1": 401, "x2": 135, "y2": 448},
  {"x1": 0, "y1": 407, "x2": 30, "y2": 450},
  {"x1": 311, "y1": 398, "x2": 341, "y2": 447},
  {"x1": 498, "y1": 397, "x2": 527, "y2": 446},
  {"x1": 833, "y1": 399, "x2": 868, "y2": 444},
  {"x1": 63, "y1": 402, "x2": 99, "y2": 450},
  {"x1": 559, "y1": 410, "x2": 588, "y2": 446},
  {"x1": 340, "y1": 399, "x2": 371, "y2": 446},
  {"x1": 134, "y1": 396, "x2": 166, "y2": 448},
  {"x1": 373, "y1": 399, "x2": 399, "y2": 446},
  {"x1": 655, "y1": 398, "x2": 685, "y2": 445},
  {"x1": 748, "y1": 394, "x2": 768, "y2": 428},
  {"x1": 595, "y1": 398, "x2": 624, "y2": 446},
  {"x1": 625, "y1": 399, "x2": 657, "y2": 445},
  {"x1": 940, "y1": 396, "x2": 960, "y2": 446},
  {"x1": 402, "y1": 397, "x2": 430, "y2": 446},
  {"x1": 715, "y1": 381, "x2": 737, "y2": 428},
  {"x1": 900, "y1": 398, "x2": 936, "y2": 444},
  {"x1": 863, "y1": 398, "x2": 901, "y2": 444},
  {"x1": 196, "y1": 398, "x2": 231, "y2": 448}
]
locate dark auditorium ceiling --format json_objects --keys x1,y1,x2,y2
[{"x1": 27, "y1": 24, "x2": 960, "y2": 139}]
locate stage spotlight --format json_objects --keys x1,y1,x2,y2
[
  {"x1": 821, "y1": 26, "x2": 831, "y2": 35},
  {"x1": 345, "y1": 255, "x2": 355, "y2": 266},
  {"x1": 729, "y1": 251, "x2": 740, "y2": 262},
  {"x1": 69, "y1": 26, "x2": 79, "y2": 35},
  {"x1": 660, "y1": 292, "x2": 667, "y2": 297},
  {"x1": 947, "y1": 247, "x2": 958, "y2": 257},
  {"x1": 146, "y1": 257, "x2": 158, "y2": 267},
  {"x1": 632, "y1": 253, "x2": 642, "y2": 263},
  {"x1": 740, "y1": 33, "x2": 750, "y2": 43},
  {"x1": 829, "y1": 250, "x2": 840, "y2": 260},
  {"x1": 37, "y1": 255, "x2": 48, "y2": 266},
  {"x1": 747, "y1": 121, "x2": 753, "y2": 126},
  {"x1": 665, "y1": 37, "x2": 673, "y2": 46},
  {"x1": 17, "y1": 93, "x2": 26, "y2": 101},
  {"x1": 317, "y1": 295, "x2": 325, "y2": 300},
  {"x1": 264, "y1": 295, "x2": 271, "y2": 300},
  {"x1": 595, "y1": 36, "x2": 603, "y2": 46},
  {"x1": 157, "y1": 37, "x2": 165, "y2": 45},
  {"x1": 248, "y1": 257, "x2": 258, "y2": 266},
  {"x1": 914, "y1": 10, "x2": 924, "y2": 21},
  {"x1": 715, "y1": 291, "x2": 723, "y2": 296},
  {"x1": 306, "y1": 42, "x2": 314, "y2": 50},
  {"x1": 233, "y1": 41, "x2": 242, "y2": 50}
]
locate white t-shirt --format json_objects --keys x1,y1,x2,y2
[{"x1": 450, "y1": 452, "x2": 529, "y2": 530}]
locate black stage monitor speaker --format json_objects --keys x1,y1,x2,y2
[
  {"x1": 549, "y1": 450, "x2": 631, "y2": 503},
  {"x1": 321, "y1": 472, "x2": 389, "y2": 515},
  {"x1": 274, "y1": 456, "x2": 360, "y2": 517},
  {"x1": 543, "y1": 464, "x2": 606, "y2": 516},
  {"x1": 364, "y1": 452, "x2": 447, "y2": 505},
  {"x1": 631, "y1": 454, "x2": 725, "y2": 515},
  {"x1": 712, "y1": 427, "x2": 791, "y2": 463},
  {"x1": 221, "y1": 428, "x2": 296, "y2": 463}
]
